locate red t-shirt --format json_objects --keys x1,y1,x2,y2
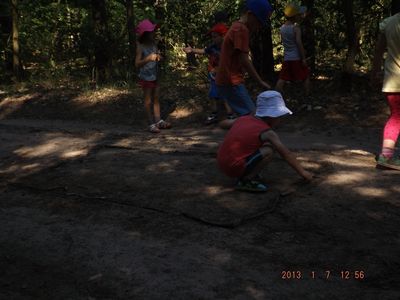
[
  {"x1": 217, "y1": 115, "x2": 271, "y2": 178},
  {"x1": 216, "y1": 21, "x2": 250, "y2": 86}
]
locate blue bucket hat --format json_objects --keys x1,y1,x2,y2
[{"x1": 246, "y1": 0, "x2": 273, "y2": 26}]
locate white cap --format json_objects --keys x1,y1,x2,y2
[{"x1": 255, "y1": 90, "x2": 293, "y2": 118}]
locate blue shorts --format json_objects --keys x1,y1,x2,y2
[
  {"x1": 209, "y1": 77, "x2": 220, "y2": 99},
  {"x1": 217, "y1": 84, "x2": 255, "y2": 116},
  {"x1": 243, "y1": 149, "x2": 264, "y2": 176}
]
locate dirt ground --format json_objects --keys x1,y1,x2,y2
[{"x1": 0, "y1": 84, "x2": 400, "y2": 299}]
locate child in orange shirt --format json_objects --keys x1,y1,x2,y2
[{"x1": 216, "y1": 0, "x2": 273, "y2": 120}]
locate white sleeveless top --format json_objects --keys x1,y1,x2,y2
[
  {"x1": 280, "y1": 24, "x2": 301, "y2": 61},
  {"x1": 138, "y1": 44, "x2": 158, "y2": 81}
]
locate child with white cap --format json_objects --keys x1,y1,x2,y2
[{"x1": 217, "y1": 90, "x2": 313, "y2": 192}]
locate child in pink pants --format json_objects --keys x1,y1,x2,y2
[{"x1": 371, "y1": 3, "x2": 400, "y2": 170}]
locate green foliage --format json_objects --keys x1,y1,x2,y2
[
  {"x1": 1, "y1": 0, "x2": 395, "y2": 82},
  {"x1": 19, "y1": 1, "x2": 88, "y2": 68}
]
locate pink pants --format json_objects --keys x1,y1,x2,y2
[{"x1": 383, "y1": 93, "x2": 400, "y2": 142}]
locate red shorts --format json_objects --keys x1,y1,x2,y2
[
  {"x1": 279, "y1": 60, "x2": 310, "y2": 81},
  {"x1": 139, "y1": 80, "x2": 158, "y2": 89}
]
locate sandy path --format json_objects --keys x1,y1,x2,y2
[{"x1": 0, "y1": 119, "x2": 399, "y2": 299}]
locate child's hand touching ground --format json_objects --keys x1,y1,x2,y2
[{"x1": 302, "y1": 170, "x2": 314, "y2": 182}]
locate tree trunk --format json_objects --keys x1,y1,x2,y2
[
  {"x1": 391, "y1": 0, "x2": 400, "y2": 15},
  {"x1": 154, "y1": 0, "x2": 167, "y2": 75},
  {"x1": 184, "y1": 29, "x2": 198, "y2": 69},
  {"x1": 11, "y1": 0, "x2": 21, "y2": 81},
  {"x1": 125, "y1": 0, "x2": 135, "y2": 76},
  {"x1": 340, "y1": 0, "x2": 360, "y2": 92},
  {"x1": 0, "y1": 4, "x2": 13, "y2": 73},
  {"x1": 91, "y1": 0, "x2": 111, "y2": 85},
  {"x1": 249, "y1": 20, "x2": 274, "y2": 83},
  {"x1": 50, "y1": 0, "x2": 62, "y2": 68},
  {"x1": 301, "y1": 0, "x2": 315, "y2": 73}
]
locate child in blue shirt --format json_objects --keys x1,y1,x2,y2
[{"x1": 184, "y1": 23, "x2": 234, "y2": 124}]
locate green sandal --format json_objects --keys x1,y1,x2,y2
[
  {"x1": 376, "y1": 155, "x2": 400, "y2": 171},
  {"x1": 236, "y1": 179, "x2": 268, "y2": 192}
]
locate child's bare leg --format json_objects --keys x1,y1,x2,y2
[
  {"x1": 204, "y1": 100, "x2": 219, "y2": 125},
  {"x1": 152, "y1": 86, "x2": 161, "y2": 122},
  {"x1": 143, "y1": 88, "x2": 154, "y2": 124},
  {"x1": 243, "y1": 146, "x2": 274, "y2": 180},
  {"x1": 223, "y1": 100, "x2": 233, "y2": 115},
  {"x1": 382, "y1": 139, "x2": 396, "y2": 154},
  {"x1": 304, "y1": 77, "x2": 311, "y2": 96},
  {"x1": 275, "y1": 79, "x2": 285, "y2": 94},
  {"x1": 210, "y1": 99, "x2": 218, "y2": 113},
  {"x1": 204, "y1": 99, "x2": 220, "y2": 125},
  {"x1": 152, "y1": 86, "x2": 171, "y2": 129},
  {"x1": 219, "y1": 118, "x2": 236, "y2": 129}
]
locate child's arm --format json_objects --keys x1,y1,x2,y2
[
  {"x1": 239, "y1": 52, "x2": 271, "y2": 89},
  {"x1": 183, "y1": 46, "x2": 206, "y2": 55},
  {"x1": 261, "y1": 130, "x2": 313, "y2": 181},
  {"x1": 135, "y1": 44, "x2": 160, "y2": 69},
  {"x1": 294, "y1": 26, "x2": 307, "y2": 66}
]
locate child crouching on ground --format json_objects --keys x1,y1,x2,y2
[{"x1": 217, "y1": 90, "x2": 313, "y2": 192}]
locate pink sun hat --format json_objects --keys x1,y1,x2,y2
[{"x1": 135, "y1": 19, "x2": 158, "y2": 37}]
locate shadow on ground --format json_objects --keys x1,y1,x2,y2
[{"x1": 0, "y1": 119, "x2": 399, "y2": 299}]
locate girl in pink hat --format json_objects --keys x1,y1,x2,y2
[{"x1": 135, "y1": 19, "x2": 171, "y2": 133}]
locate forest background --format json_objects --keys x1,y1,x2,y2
[{"x1": 0, "y1": 0, "x2": 394, "y2": 91}]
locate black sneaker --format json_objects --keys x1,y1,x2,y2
[{"x1": 204, "y1": 113, "x2": 218, "y2": 125}]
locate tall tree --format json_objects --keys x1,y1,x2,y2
[
  {"x1": 125, "y1": 0, "x2": 135, "y2": 76},
  {"x1": 301, "y1": 0, "x2": 315, "y2": 73},
  {"x1": 91, "y1": 0, "x2": 111, "y2": 85},
  {"x1": 340, "y1": 0, "x2": 360, "y2": 92},
  {"x1": 249, "y1": 20, "x2": 274, "y2": 83},
  {"x1": 391, "y1": 0, "x2": 400, "y2": 15},
  {"x1": 0, "y1": 1, "x2": 12, "y2": 73},
  {"x1": 154, "y1": 0, "x2": 167, "y2": 74},
  {"x1": 11, "y1": 0, "x2": 21, "y2": 81}
]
